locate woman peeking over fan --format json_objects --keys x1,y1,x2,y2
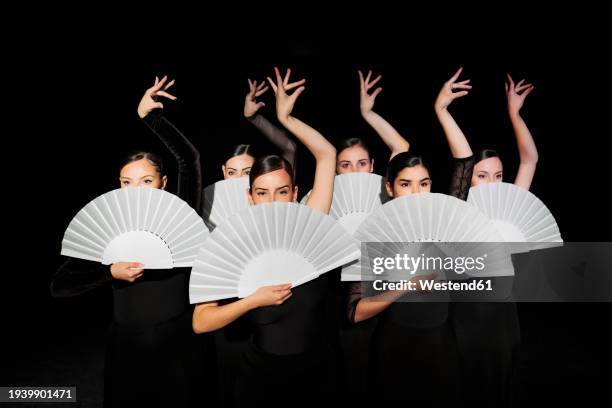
[
  {"x1": 192, "y1": 67, "x2": 342, "y2": 403},
  {"x1": 50, "y1": 76, "x2": 210, "y2": 408},
  {"x1": 471, "y1": 73, "x2": 538, "y2": 189},
  {"x1": 346, "y1": 67, "x2": 476, "y2": 405},
  {"x1": 222, "y1": 78, "x2": 297, "y2": 179}
]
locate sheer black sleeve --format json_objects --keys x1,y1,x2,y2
[
  {"x1": 347, "y1": 282, "x2": 364, "y2": 324},
  {"x1": 448, "y1": 155, "x2": 475, "y2": 201},
  {"x1": 50, "y1": 258, "x2": 112, "y2": 297},
  {"x1": 247, "y1": 113, "x2": 297, "y2": 176},
  {"x1": 142, "y1": 110, "x2": 202, "y2": 211}
]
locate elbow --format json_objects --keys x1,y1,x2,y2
[{"x1": 192, "y1": 312, "x2": 215, "y2": 334}]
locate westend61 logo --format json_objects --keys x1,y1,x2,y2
[{"x1": 371, "y1": 253, "x2": 488, "y2": 275}]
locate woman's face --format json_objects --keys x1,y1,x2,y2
[
  {"x1": 337, "y1": 145, "x2": 373, "y2": 174},
  {"x1": 385, "y1": 164, "x2": 431, "y2": 198},
  {"x1": 223, "y1": 154, "x2": 255, "y2": 179},
  {"x1": 119, "y1": 158, "x2": 167, "y2": 189},
  {"x1": 471, "y1": 157, "x2": 503, "y2": 186},
  {"x1": 248, "y1": 169, "x2": 297, "y2": 205}
]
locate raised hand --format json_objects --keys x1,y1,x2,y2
[
  {"x1": 359, "y1": 70, "x2": 383, "y2": 115},
  {"x1": 266, "y1": 67, "x2": 306, "y2": 123},
  {"x1": 244, "y1": 79, "x2": 269, "y2": 118},
  {"x1": 506, "y1": 73, "x2": 534, "y2": 117},
  {"x1": 434, "y1": 67, "x2": 472, "y2": 111},
  {"x1": 137, "y1": 75, "x2": 177, "y2": 119}
]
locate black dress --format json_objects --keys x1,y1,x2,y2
[
  {"x1": 50, "y1": 111, "x2": 213, "y2": 408},
  {"x1": 234, "y1": 275, "x2": 343, "y2": 404},
  {"x1": 347, "y1": 156, "x2": 475, "y2": 405}
]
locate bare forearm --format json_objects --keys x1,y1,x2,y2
[
  {"x1": 510, "y1": 112, "x2": 538, "y2": 164},
  {"x1": 362, "y1": 110, "x2": 409, "y2": 157},
  {"x1": 280, "y1": 116, "x2": 336, "y2": 161},
  {"x1": 193, "y1": 297, "x2": 257, "y2": 333},
  {"x1": 435, "y1": 108, "x2": 473, "y2": 159}
]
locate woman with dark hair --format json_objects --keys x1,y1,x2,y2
[
  {"x1": 192, "y1": 67, "x2": 340, "y2": 403},
  {"x1": 346, "y1": 67, "x2": 476, "y2": 405},
  {"x1": 471, "y1": 74, "x2": 538, "y2": 189},
  {"x1": 50, "y1": 76, "x2": 209, "y2": 407},
  {"x1": 218, "y1": 78, "x2": 296, "y2": 179},
  {"x1": 335, "y1": 70, "x2": 410, "y2": 174},
  {"x1": 449, "y1": 73, "x2": 533, "y2": 407}
]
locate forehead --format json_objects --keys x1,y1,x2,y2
[
  {"x1": 397, "y1": 165, "x2": 429, "y2": 180},
  {"x1": 338, "y1": 145, "x2": 370, "y2": 161},
  {"x1": 120, "y1": 158, "x2": 158, "y2": 176},
  {"x1": 226, "y1": 154, "x2": 254, "y2": 169},
  {"x1": 252, "y1": 168, "x2": 292, "y2": 188},
  {"x1": 475, "y1": 157, "x2": 503, "y2": 172}
]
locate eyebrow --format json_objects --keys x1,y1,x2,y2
[{"x1": 398, "y1": 178, "x2": 431, "y2": 183}]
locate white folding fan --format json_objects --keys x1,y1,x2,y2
[
  {"x1": 341, "y1": 193, "x2": 514, "y2": 281},
  {"x1": 467, "y1": 182, "x2": 562, "y2": 253},
  {"x1": 189, "y1": 202, "x2": 360, "y2": 303},
  {"x1": 61, "y1": 187, "x2": 209, "y2": 269},
  {"x1": 300, "y1": 173, "x2": 387, "y2": 234},
  {"x1": 201, "y1": 177, "x2": 250, "y2": 230}
]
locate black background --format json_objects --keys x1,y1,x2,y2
[{"x1": 2, "y1": 10, "x2": 610, "y2": 405}]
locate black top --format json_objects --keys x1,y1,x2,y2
[
  {"x1": 347, "y1": 156, "x2": 476, "y2": 327},
  {"x1": 246, "y1": 113, "x2": 297, "y2": 177},
  {"x1": 249, "y1": 275, "x2": 329, "y2": 355},
  {"x1": 50, "y1": 110, "x2": 202, "y2": 326}
]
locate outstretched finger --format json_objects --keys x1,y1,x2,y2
[
  {"x1": 156, "y1": 90, "x2": 177, "y2": 100},
  {"x1": 255, "y1": 86, "x2": 269, "y2": 97},
  {"x1": 283, "y1": 68, "x2": 292, "y2": 88},
  {"x1": 285, "y1": 78, "x2": 306, "y2": 91},
  {"x1": 367, "y1": 74, "x2": 382, "y2": 90},
  {"x1": 266, "y1": 76, "x2": 278, "y2": 93},
  {"x1": 164, "y1": 79, "x2": 175, "y2": 90},
  {"x1": 449, "y1": 67, "x2": 464, "y2": 83}
]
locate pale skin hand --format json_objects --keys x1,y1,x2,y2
[
  {"x1": 244, "y1": 79, "x2": 269, "y2": 118},
  {"x1": 267, "y1": 67, "x2": 336, "y2": 214},
  {"x1": 434, "y1": 67, "x2": 473, "y2": 159},
  {"x1": 353, "y1": 273, "x2": 438, "y2": 323},
  {"x1": 506, "y1": 73, "x2": 538, "y2": 190},
  {"x1": 192, "y1": 284, "x2": 292, "y2": 333},
  {"x1": 359, "y1": 70, "x2": 409, "y2": 159},
  {"x1": 110, "y1": 262, "x2": 145, "y2": 282},
  {"x1": 137, "y1": 75, "x2": 177, "y2": 119}
]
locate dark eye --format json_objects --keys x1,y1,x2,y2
[
  {"x1": 478, "y1": 174, "x2": 485, "y2": 179},
  {"x1": 496, "y1": 174, "x2": 502, "y2": 179},
  {"x1": 280, "y1": 190, "x2": 288, "y2": 195},
  {"x1": 257, "y1": 191, "x2": 266, "y2": 196},
  {"x1": 244, "y1": 169, "x2": 251, "y2": 175},
  {"x1": 359, "y1": 161, "x2": 367, "y2": 167},
  {"x1": 144, "y1": 179, "x2": 152, "y2": 184},
  {"x1": 400, "y1": 182, "x2": 409, "y2": 188},
  {"x1": 228, "y1": 171, "x2": 235, "y2": 176},
  {"x1": 421, "y1": 182, "x2": 429, "y2": 187}
]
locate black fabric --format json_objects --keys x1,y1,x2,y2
[
  {"x1": 247, "y1": 113, "x2": 297, "y2": 177},
  {"x1": 50, "y1": 110, "x2": 211, "y2": 407}
]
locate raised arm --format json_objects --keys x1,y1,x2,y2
[
  {"x1": 359, "y1": 70, "x2": 409, "y2": 160},
  {"x1": 137, "y1": 75, "x2": 202, "y2": 211},
  {"x1": 434, "y1": 68, "x2": 474, "y2": 159},
  {"x1": 506, "y1": 74, "x2": 538, "y2": 190},
  {"x1": 192, "y1": 284, "x2": 292, "y2": 333},
  {"x1": 244, "y1": 79, "x2": 297, "y2": 172},
  {"x1": 267, "y1": 68, "x2": 336, "y2": 214}
]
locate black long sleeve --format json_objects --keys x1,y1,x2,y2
[
  {"x1": 51, "y1": 110, "x2": 203, "y2": 298},
  {"x1": 143, "y1": 110, "x2": 202, "y2": 212},
  {"x1": 448, "y1": 155, "x2": 475, "y2": 201},
  {"x1": 247, "y1": 113, "x2": 297, "y2": 177}
]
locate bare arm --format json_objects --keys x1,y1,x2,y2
[
  {"x1": 244, "y1": 79, "x2": 297, "y2": 170},
  {"x1": 434, "y1": 67, "x2": 473, "y2": 159},
  {"x1": 267, "y1": 68, "x2": 336, "y2": 214},
  {"x1": 506, "y1": 74, "x2": 538, "y2": 190},
  {"x1": 359, "y1": 70, "x2": 409, "y2": 159},
  {"x1": 192, "y1": 284, "x2": 292, "y2": 333}
]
